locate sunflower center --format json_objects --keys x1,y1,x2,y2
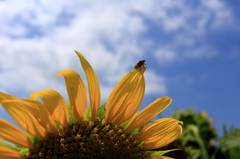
[{"x1": 27, "y1": 118, "x2": 148, "y2": 159}]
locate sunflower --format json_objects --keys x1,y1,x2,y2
[{"x1": 0, "y1": 51, "x2": 183, "y2": 159}]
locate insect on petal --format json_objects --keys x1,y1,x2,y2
[{"x1": 106, "y1": 67, "x2": 146, "y2": 125}]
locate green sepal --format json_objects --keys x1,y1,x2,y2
[
  {"x1": 84, "y1": 105, "x2": 91, "y2": 119},
  {"x1": 0, "y1": 140, "x2": 29, "y2": 156},
  {"x1": 18, "y1": 148, "x2": 29, "y2": 156},
  {"x1": 26, "y1": 133, "x2": 39, "y2": 145},
  {"x1": 55, "y1": 121, "x2": 61, "y2": 129},
  {"x1": 0, "y1": 140, "x2": 17, "y2": 150},
  {"x1": 121, "y1": 112, "x2": 139, "y2": 129},
  {"x1": 15, "y1": 144, "x2": 25, "y2": 148},
  {"x1": 67, "y1": 101, "x2": 77, "y2": 123},
  {"x1": 96, "y1": 101, "x2": 106, "y2": 120},
  {"x1": 84, "y1": 102, "x2": 106, "y2": 120},
  {"x1": 129, "y1": 126, "x2": 143, "y2": 135},
  {"x1": 137, "y1": 140, "x2": 145, "y2": 146},
  {"x1": 147, "y1": 149, "x2": 180, "y2": 156}
]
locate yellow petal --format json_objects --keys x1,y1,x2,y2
[
  {"x1": 0, "y1": 118, "x2": 33, "y2": 149},
  {"x1": 148, "y1": 155, "x2": 174, "y2": 159},
  {"x1": 58, "y1": 69, "x2": 87, "y2": 123},
  {"x1": 136, "y1": 118, "x2": 182, "y2": 141},
  {"x1": 125, "y1": 97, "x2": 172, "y2": 132},
  {"x1": 1, "y1": 100, "x2": 51, "y2": 139},
  {"x1": 0, "y1": 92, "x2": 18, "y2": 104},
  {"x1": 0, "y1": 147, "x2": 25, "y2": 159},
  {"x1": 30, "y1": 89, "x2": 69, "y2": 128},
  {"x1": 22, "y1": 99, "x2": 57, "y2": 134},
  {"x1": 75, "y1": 50, "x2": 100, "y2": 121},
  {"x1": 106, "y1": 67, "x2": 146, "y2": 125},
  {"x1": 142, "y1": 120, "x2": 182, "y2": 149}
]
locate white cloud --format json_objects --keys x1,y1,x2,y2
[
  {"x1": 141, "y1": 0, "x2": 235, "y2": 33},
  {"x1": 184, "y1": 45, "x2": 218, "y2": 59},
  {"x1": 201, "y1": 0, "x2": 235, "y2": 29},
  {"x1": 145, "y1": 70, "x2": 166, "y2": 95},
  {"x1": 0, "y1": 0, "x2": 237, "y2": 102},
  {"x1": 0, "y1": 1, "x2": 150, "y2": 100},
  {"x1": 154, "y1": 47, "x2": 178, "y2": 64},
  {"x1": 174, "y1": 34, "x2": 195, "y2": 46}
]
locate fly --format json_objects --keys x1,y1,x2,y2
[{"x1": 134, "y1": 57, "x2": 151, "y2": 69}]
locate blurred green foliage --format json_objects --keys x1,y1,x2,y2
[
  {"x1": 218, "y1": 126, "x2": 240, "y2": 159},
  {"x1": 159, "y1": 107, "x2": 240, "y2": 159}
]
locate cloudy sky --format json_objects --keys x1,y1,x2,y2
[{"x1": 0, "y1": 0, "x2": 240, "y2": 136}]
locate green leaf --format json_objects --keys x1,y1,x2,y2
[{"x1": 187, "y1": 124, "x2": 209, "y2": 159}]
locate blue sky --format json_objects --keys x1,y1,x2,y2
[{"x1": 0, "y1": 0, "x2": 240, "y2": 136}]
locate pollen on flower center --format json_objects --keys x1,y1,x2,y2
[{"x1": 26, "y1": 118, "x2": 148, "y2": 159}]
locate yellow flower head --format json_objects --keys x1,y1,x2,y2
[{"x1": 0, "y1": 51, "x2": 183, "y2": 159}]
